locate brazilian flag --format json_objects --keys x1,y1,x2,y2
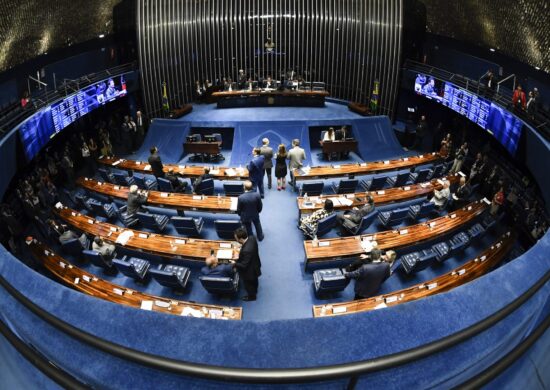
[
  {"x1": 370, "y1": 79, "x2": 379, "y2": 113},
  {"x1": 162, "y1": 81, "x2": 170, "y2": 114}
]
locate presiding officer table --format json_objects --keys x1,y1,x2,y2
[{"x1": 212, "y1": 89, "x2": 330, "y2": 108}]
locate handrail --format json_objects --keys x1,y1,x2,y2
[{"x1": 0, "y1": 260, "x2": 549, "y2": 384}]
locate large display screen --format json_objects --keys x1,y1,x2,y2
[
  {"x1": 19, "y1": 75, "x2": 127, "y2": 161},
  {"x1": 415, "y1": 74, "x2": 523, "y2": 155}
]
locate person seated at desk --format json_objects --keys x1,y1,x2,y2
[
  {"x1": 452, "y1": 176, "x2": 472, "y2": 208},
  {"x1": 335, "y1": 126, "x2": 348, "y2": 141},
  {"x1": 263, "y1": 76, "x2": 275, "y2": 89},
  {"x1": 344, "y1": 249, "x2": 396, "y2": 300},
  {"x1": 201, "y1": 255, "x2": 234, "y2": 277},
  {"x1": 430, "y1": 180, "x2": 451, "y2": 209},
  {"x1": 47, "y1": 219, "x2": 88, "y2": 246},
  {"x1": 336, "y1": 195, "x2": 375, "y2": 235},
  {"x1": 92, "y1": 236, "x2": 116, "y2": 261},
  {"x1": 193, "y1": 168, "x2": 213, "y2": 194},
  {"x1": 323, "y1": 127, "x2": 336, "y2": 142},
  {"x1": 298, "y1": 199, "x2": 334, "y2": 236},
  {"x1": 166, "y1": 168, "x2": 188, "y2": 193},
  {"x1": 127, "y1": 185, "x2": 148, "y2": 216}
]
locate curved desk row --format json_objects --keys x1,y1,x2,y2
[
  {"x1": 293, "y1": 153, "x2": 442, "y2": 181},
  {"x1": 304, "y1": 199, "x2": 489, "y2": 265},
  {"x1": 55, "y1": 206, "x2": 236, "y2": 262},
  {"x1": 297, "y1": 175, "x2": 460, "y2": 215},
  {"x1": 28, "y1": 240, "x2": 242, "y2": 320},
  {"x1": 98, "y1": 157, "x2": 249, "y2": 181},
  {"x1": 313, "y1": 231, "x2": 513, "y2": 317},
  {"x1": 78, "y1": 177, "x2": 237, "y2": 214}
]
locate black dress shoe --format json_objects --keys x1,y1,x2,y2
[{"x1": 242, "y1": 296, "x2": 256, "y2": 301}]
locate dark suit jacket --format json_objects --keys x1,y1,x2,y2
[
  {"x1": 248, "y1": 155, "x2": 265, "y2": 183},
  {"x1": 234, "y1": 237, "x2": 262, "y2": 281},
  {"x1": 127, "y1": 192, "x2": 148, "y2": 215},
  {"x1": 259, "y1": 146, "x2": 274, "y2": 169},
  {"x1": 237, "y1": 191, "x2": 263, "y2": 222},
  {"x1": 347, "y1": 203, "x2": 375, "y2": 224},
  {"x1": 455, "y1": 183, "x2": 472, "y2": 200},
  {"x1": 148, "y1": 153, "x2": 164, "y2": 177},
  {"x1": 166, "y1": 173, "x2": 186, "y2": 192},
  {"x1": 201, "y1": 263, "x2": 234, "y2": 277},
  {"x1": 346, "y1": 261, "x2": 390, "y2": 298},
  {"x1": 193, "y1": 173, "x2": 214, "y2": 193}
]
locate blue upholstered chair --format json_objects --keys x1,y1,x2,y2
[
  {"x1": 400, "y1": 249, "x2": 437, "y2": 274},
  {"x1": 136, "y1": 212, "x2": 170, "y2": 232},
  {"x1": 83, "y1": 249, "x2": 117, "y2": 274},
  {"x1": 88, "y1": 199, "x2": 117, "y2": 219},
  {"x1": 482, "y1": 215, "x2": 497, "y2": 231},
  {"x1": 386, "y1": 171, "x2": 410, "y2": 188},
  {"x1": 408, "y1": 201, "x2": 436, "y2": 221},
  {"x1": 98, "y1": 168, "x2": 115, "y2": 183},
  {"x1": 171, "y1": 216, "x2": 204, "y2": 236},
  {"x1": 342, "y1": 210, "x2": 379, "y2": 236},
  {"x1": 378, "y1": 207, "x2": 409, "y2": 227},
  {"x1": 408, "y1": 168, "x2": 431, "y2": 184},
  {"x1": 199, "y1": 273, "x2": 240, "y2": 295},
  {"x1": 195, "y1": 178, "x2": 215, "y2": 195},
  {"x1": 214, "y1": 220, "x2": 243, "y2": 239},
  {"x1": 427, "y1": 164, "x2": 445, "y2": 180},
  {"x1": 113, "y1": 171, "x2": 135, "y2": 187},
  {"x1": 468, "y1": 223, "x2": 486, "y2": 240},
  {"x1": 157, "y1": 177, "x2": 175, "y2": 192},
  {"x1": 223, "y1": 182, "x2": 245, "y2": 197},
  {"x1": 116, "y1": 205, "x2": 139, "y2": 227},
  {"x1": 75, "y1": 193, "x2": 93, "y2": 211},
  {"x1": 299, "y1": 182, "x2": 324, "y2": 196},
  {"x1": 313, "y1": 268, "x2": 350, "y2": 297},
  {"x1": 361, "y1": 175, "x2": 387, "y2": 191},
  {"x1": 302, "y1": 213, "x2": 338, "y2": 238},
  {"x1": 150, "y1": 264, "x2": 191, "y2": 291},
  {"x1": 432, "y1": 241, "x2": 451, "y2": 262},
  {"x1": 112, "y1": 256, "x2": 151, "y2": 283},
  {"x1": 449, "y1": 232, "x2": 470, "y2": 253},
  {"x1": 331, "y1": 179, "x2": 359, "y2": 194},
  {"x1": 134, "y1": 174, "x2": 157, "y2": 190},
  {"x1": 61, "y1": 237, "x2": 90, "y2": 257}
]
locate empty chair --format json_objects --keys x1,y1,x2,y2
[
  {"x1": 400, "y1": 249, "x2": 437, "y2": 274},
  {"x1": 331, "y1": 179, "x2": 359, "y2": 194},
  {"x1": 117, "y1": 205, "x2": 139, "y2": 227},
  {"x1": 342, "y1": 210, "x2": 379, "y2": 236},
  {"x1": 467, "y1": 223, "x2": 485, "y2": 240},
  {"x1": 136, "y1": 212, "x2": 170, "y2": 231},
  {"x1": 312, "y1": 268, "x2": 350, "y2": 297},
  {"x1": 408, "y1": 168, "x2": 431, "y2": 184},
  {"x1": 214, "y1": 220, "x2": 243, "y2": 239},
  {"x1": 134, "y1": 174, "x2": 157, "y2": 190},
  {"x1": 432, "y1": 241, "x2": 451, "y2": 262},
  {"x1": 200, "y1": 273, "x2": 240, "y2": 295},
  {"x1": 223, "y1": 182, "x2": 245, "y2": 197},
  {"x1": 171, "y1": 216, "x2": 204, "y2": 236},
  {"x1": 386, "y1": 171, "x2": 410, "y2": 188},
  {"x1": 112, "y1": 256, "x2": 151, "y2": 283},
  {"x1": 82, "y1": 249, "x2": 117, "y2": 274},
  {"x1": 113, "y1": 172, "x2": 135, "y2": 187},
  {"x1": 61, "y1": 237, "x2": 90, "y2": 257},
  {"x1": 150, "y1": 264, "x2": 191, "y2": 291},
  {"x1": 427, "y1": 164, "x2": 444, "y2": 180},
  {"x1": 482, "y1": 215, "x2": 497, "y2": 231},
  {"x1": 408, "y1": 201, "x2": 436, "y2": 220},
  {"x1": 449, "y1": 232, "x2": 470, "y2": 253},
  {"x1": 361, "y1": 175, "x2": 387, "y2": 191},
  {"x1": 98, "y1": 168, "x2": 115, "y2": 183},
  {"x1": 88, "y1": 199, "x2": 117, "y2": 219},
  {"x1": 302, "y1": 213, "x2": 338, "y2": 238},
  {"x1": 75, "y1": 193, "x2": 93, "y2": 211},
  {"x1": 157, "y1": 177, "x2": 175, "y2": 192},
  {"x1": 195, "y1": 178, "x2": 214, "y2": 195},
  {"x1": 378, "y1": 207, "x2": 409, "y2": 227},
  {"x1": 299, "y1": 181, "x2": 324, "y2": 196}
]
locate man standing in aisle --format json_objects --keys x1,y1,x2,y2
[
  {"x1": 231, "y1": 227, "x2": 262, "y2": 301},
  {"x1": 260, "y1": 138, "x2": 274, "y2": 190},
  {"x1": 236, "y1": 181, "x2": 264, "y2": 241},
  {"x1": 148, "y1": 146, "x2": 165, "y2": 178},
  {"x1": 248, "y1": 148, "x2": 265, "y2": 198},
  {"x1": 287, "y1": 139, "x2": 306, "y2": 191}
]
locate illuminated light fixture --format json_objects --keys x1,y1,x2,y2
[
  {"x1": 99, "y1": 34, "x2": 105, "y2": 38},
  {"x1": 535, "y1": 66, "x2": 540, "y2": 70},
  {"x1": 489, "y1": 48, "x2": 495, "y2": 52}
]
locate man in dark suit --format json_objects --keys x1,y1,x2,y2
[
  {"x1": 230, "y1": 227, "x2": 262, "y2": 301},
  {"x1": 344, "y1": 252, "x2": 392, "y2": 300},
  {"x1": 126, "y1": 185, "x2": 148, "y2": 216},
  {"x1": 248, "y1": 148, "x2": 266, "y2": 198},
  {"x1": 148, "y1": 146, "x2": 165, "y2": 178},
  {"x1": 336, "y1": 195, "x2": 375, "y2": 235},
  {"x1": 201, "y1": 256, "x2": 234, "y2": 277},
  {"x1": 135, "y1": 110, "x2": 148, "y2": 146},
  {"x1": 192, "y1": 167, "x2": 214, "y2": 194},
  {"x1": 165, "y1": 168, "x2": 188, "y2": 193},
  {"x1": 237, "y1": 181, "x2": 264, "y2": 241},
  {"x1": 452, "y1": 176, "x2": 472, "y2": 208},
  {"x1": 259, "y1": 138, "x2": 274, "y2": 190}
]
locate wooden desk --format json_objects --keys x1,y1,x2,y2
[
  {"x1": 77, "y1": 177, "x2": 237, "y2": 214},
  {"x1": 304, "y1": 200, "x2": 489, "y2": 265},
  {"x1": 183, "y1": 142, "x2": 222, "y2": 161},
  {"x1": 29, "y1": 240, "x2": 242, "y2": 320},
  {"x1": 313, "y1": 232, "x2": 513, "y2": 317},
  {"x1": 212, "y1": 89, "x2": 329, "y2": 108},
  {"x1": 55, "y1": 206, "x2": 236, "y2": 262},
  {"x1": 294, "y1": 153, "x2": 442, "y2": 181},
  {"x1": 321, "y1": 140, "x2": 358, "y2": 156},
  {"x1": 98, "y1": 156, "x2": 249, "y2": 181},
  {"x1": 297, "y1": 175, "x2": 460, "y2": 215}
]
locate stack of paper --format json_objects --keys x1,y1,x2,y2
[
  {"x1": 339, "y1": 197, "x2": 353, "y2": 206},
  {"x1": 230, "y1": 197, "x2": 238, "y2": 211},
  {"x1": 217, "y1": 249, "x2": 233, "y2": 259},
  {"x1": 225, "y1": 168, "x2": 236, "y2": 176},
  {"x1": 115, "y1": 230, "x2": 134, "y2": 245}
]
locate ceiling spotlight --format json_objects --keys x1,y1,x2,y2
[
  {"x1": 99, "y1": 34, "x2": 105, "y2": 38},
  {"x1": 489, "y1": 48, "x2": 495, "y2": 52},
  {"x1": 535, "y1": 66, "x2": 541, "y2": 70}
]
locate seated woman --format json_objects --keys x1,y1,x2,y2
[
  {"x1": 299, "y1": 199, "x2": 334, "y2": 237},
  {"x1": 323, "y1": 127, "x2": 336, "y2": 142}
]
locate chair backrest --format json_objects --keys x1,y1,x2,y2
[
  {"x1": 212, "y1": 133, "x2": 222, "y2": 143},
  {"x1": 150, "y1": 268, "x2": 182, "y2": 288},
  {"x1": 355, "y1": 210, "x2": 379, "y2": 234},
  {"x1": 223, "y1": 182, "x2": 244, "y2": 196},
  {"x1": 414, "y1": 168, "x2": 431, "y2": 183},
  {"x1": 113, "y1": 172, "x2": 130, "y2": 186},
  {"x1": 199, "y1": 274, "x2": 239, "y2": 294},
  {"x1": 393, "y1": 172, "x2": 410, "y2": 187},
  {"x1": 136, "y1": 212, "x2": 158, "y2": 229},
  {"x1": 214, "y1": 220, "x2": 242, "y2": 239},
  {"x1": 82, "y1": 249, "x2": 109, "y2": 268},
  {"x1": 88, "y1": 199, "x2": 107, "y2": 218},
  {"x1": 61, "y1": 238, "x2": 86, "y2": 256},
  {"x1": 98, "y1": 168, "x2": 113, "y2": 183},
  {"x1": 157, "y1": 177, "x2": 173, "y2": 192},
  {"x1": 191, "y1": 134, "x2": 201, "y2": 142},
  {"x1": 430, "y1": 164, "x2": 444, "y2": 179},
  {"x1": 197, "y1": 178, "x2": 214, "y2": 195},
  {"x1": 171, "y1": 216, "x2": 199, "y2": 235},
  {"x1": 302, "y1": 182, "x2": 324, "y2": 196},
  {"x1": 416, "y1": 202, "x2": 436, "y2": 218},
  {"x1": 320, "y1": 275, "x2": 348, "y2": 289},
  {"x1": 368, "y1": 176, "x2": 387, "y2": 191},
  {"x1": 112, "y1": 259, "x2": 140, "y2": 279},
  {"x1": 337, "y1": 179, "x2": 358, "y2": 194},
  {"x1": 316, "y1": 213, "x2": 338, "y2": 236},
  {"x1": 391, "y1": 207, "x2": 410, "y2": 220}
]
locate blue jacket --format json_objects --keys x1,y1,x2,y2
[
  {"x1": 248, "y1": 155, "x2": 265, "y2": 183},
  {"x1": 237, "y1": 190, "x2": 263, "y2": 222},
  {"x1": 201, "y1": 263, "x2": 234, "y2": 277}
]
